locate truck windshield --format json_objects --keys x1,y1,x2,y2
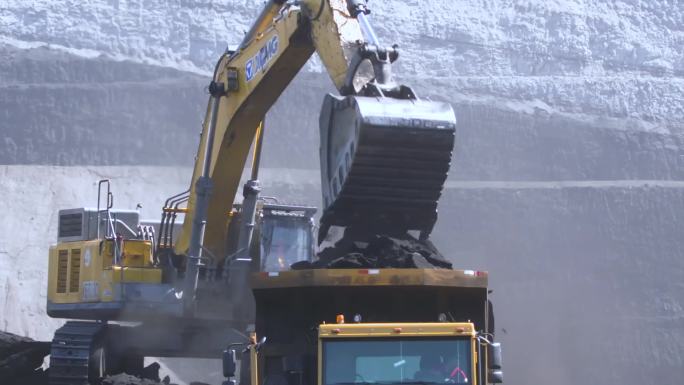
[{"x1": 323, "y1": 337, "x2": 472, "y2": 385}]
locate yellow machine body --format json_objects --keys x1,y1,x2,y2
[{"x1": 47, "y1": 239, "x2": 161, "y2": 305}]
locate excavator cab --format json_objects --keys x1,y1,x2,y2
[
  {"x1": 225, "y1": 202, "x2": 317, "y2": 273},
  {"x1": 258, "y1": 204, "x2": 317, "y2": 272}
]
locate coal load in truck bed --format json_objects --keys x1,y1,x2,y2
[
  {"x1": 293, "y1": 234, "x2": 452, "y2": 269},
  {"x1": 102, "y1": 373, "x2": 185, "y2": 385}
]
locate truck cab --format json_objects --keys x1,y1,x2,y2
[{"x1": 318, "y1": 322, "x2": 477, "y2": 385}]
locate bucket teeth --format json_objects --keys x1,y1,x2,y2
[{"x1": 319, "y1": 94, "x2": 456, "y2": 240}]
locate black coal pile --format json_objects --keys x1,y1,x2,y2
[
  {"x1": 294, "y1": 233, "x2": 452, "y2": 269},
  {"x1": 102, "y1": 362, "x2": 181, "y2": 385},
  {"x1": 0, "y1": 331, "x2": 50, "y2": 385}
]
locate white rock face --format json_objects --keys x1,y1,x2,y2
[
  {"x1": 2, "y1": 1, "x2": 681, "y2": 73},
  {"x1": 1, "y1": 0, "x2": 682, "y2": 122}
]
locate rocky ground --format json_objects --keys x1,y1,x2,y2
[
  {"x1": 0, "y1": 331, "x2": 50, "y2": 385},
  {"x1": 0, "y1": 329, "x2": 201, "y2": 385}
]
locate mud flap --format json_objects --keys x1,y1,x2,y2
[{"x1": 319, "y1": 94, "x2": 456, "y2": 241}]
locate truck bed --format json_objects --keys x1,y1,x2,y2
[{"x1": 251, "y1": 268, "x2": 488, "y2": 289}]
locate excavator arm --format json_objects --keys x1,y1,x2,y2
[{"x1": 175, "y1": 0, "x2": 364, "y2": 258}]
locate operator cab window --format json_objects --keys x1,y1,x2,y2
[{"x1": 260, "y1": 214, "x2": 313, "y2": 271}]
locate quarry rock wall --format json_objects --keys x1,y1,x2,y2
[{"x1": 0, "y1": 1, "x2": 682, "y2": 384}]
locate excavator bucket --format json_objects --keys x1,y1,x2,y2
[{"x1": 319, "y1": 94, "x2": 456, "y2": 241}]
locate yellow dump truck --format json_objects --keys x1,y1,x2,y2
[{"x1": 222, "y1": 268, "x2": 502, "y2": 385}]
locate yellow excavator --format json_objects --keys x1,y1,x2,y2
[{"x1": 46, "y1": 1, "x2": 502, "y2": 384}]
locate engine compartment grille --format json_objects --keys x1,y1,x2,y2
[{"x1": 58, "y1": 213, "x2": 83, "y2": 238}]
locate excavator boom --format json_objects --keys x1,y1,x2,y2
[
  {"x1": 175, "y1": 0, "x2": 455, "y2": 277},
  {"x1": 175, "y1": 0, "x2": 359, "y2": 258}
]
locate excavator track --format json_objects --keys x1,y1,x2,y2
[
  {"x1": 319, "y1": 94, "x2": 456, "y2": 240},
  {"x1": 49, "y1": 321, "x2": 106, "y2": 385}
]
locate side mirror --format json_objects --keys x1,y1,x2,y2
[
  {"x1": 488, "y1": 369, "x2": 503, "y2": 384},
  {"x1": 488, "y1": 342, "x2": 502, "y2": 369},
  {"x1": 487, "y1": 342, "x2": 503, "y2": 383},
  {"x1": 223, "y1": 349, "x2": 237, "y2": 378},
  {"x1": 255, "y1": 336, "x2": 267, "y2": 351}
]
